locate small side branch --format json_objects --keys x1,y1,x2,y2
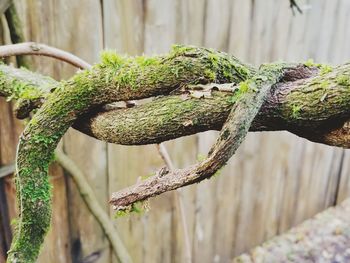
[
  {"x1": 289, "y1": 0, "x2": 302, "y2": 14},
  {"x1": 0, "y1": 42, "x2": 91, "y2": 70}
]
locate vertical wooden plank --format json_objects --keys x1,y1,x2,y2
[
  {"x1": 0, "y1": 17, "x2": 15, "y2": 262},
  {"x1": 191, "y1": 1, "x2": 233, "y2": 262},
  {"x1": 103, "y1": 1, "x2": 146, "y2": 262},
  {"x1": 142, "y1": 2, "x2": 177, "y2": 263},
  {"x1": 222, "y1": 0, "x2": 348, "y2": 259},
  {"x1": 103, "y1": 0, "x2": 144, "y2": 55},
  {"x1": 52, "y1": 1, "x2": 109, "y2": 261},
  {"x1": 0, "y1": 4, "x2": 71, "y2": 262}
]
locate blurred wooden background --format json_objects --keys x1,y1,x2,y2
[{"x1": 0, "y1": 0, "x2": 350, "y2": 262}]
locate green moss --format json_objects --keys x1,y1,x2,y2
[
  {"x1": 204, "y1": 69, "x2": 216, "y2": 81},
  {"x1": 319, "y1": 64, "x2": 333, "y2": 75},
  {"x1": 114, "y1": 201, "x2": 147, "y2": 218},
  {"x1": 99, "y1": 50, "x2": 127, "y2": 69},
  {"x1": 208, "y1": 52, "x2": 220, "y2": 67},
  {"x1": 135, "y1": 56, "x2": 160, "y2": 67},
  {"x1": 170, "y1": 44, "x2": 197, "y2": 56},
  {"x1": 336, "y1": 75, "x2": 350, "y2": 86},
  {"x1": 291, "y1": 104, "x2": 303, "y2": 118},
  {"x1": 8, "y1": 45, "x2": 255, "y2": 262},
  {"x1": 304, "y1": 59, "x2": 321, "y2": 68},
  {"x1": 228, "y1": 79, "x2": 256, "y2": 104}
]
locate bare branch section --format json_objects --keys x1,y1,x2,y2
[
  {"x1": 233, "y1": 198, "x2": 350, "y2": 262},
  {"x1": 0, "y1": 42, "x2": 91, "y2": 69}
]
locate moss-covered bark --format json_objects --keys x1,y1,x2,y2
[
  {"x1": 0, "y1": 45, "x2": 349, "y2": 262},
  {"x1": 2, "y1": 62, "x2": 350, "y2": 148},
  {"x1": 7, "y1": 45, "x2": 253, "y2": 263}
]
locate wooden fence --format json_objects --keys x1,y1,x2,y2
[{"x1": 0, "y1": 0, "x2": 350, "y2": 262}]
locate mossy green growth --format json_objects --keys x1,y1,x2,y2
[
  {"x1": 303, "y1": 59, "x2": 321, "y2": 68},
  {"x1": 97, "y1": 45, "x2": 254, "y2": 94},
  {"x1": 8, "y1": 133, "x2": 57, "y2": 263},
  {"x1": 114, "y1": 201, "x2": 148, "y2": 218},
  {"x1": 336, "y1": 75, "x2": 350, "y2": 86},
  {"x1": 319, "y1": 64, "x2": 333, "y2": 75},
  {"x1": 100, "y1": 50, "x2": 127, "y2": 70},
  {"x1": 291, "y1": 104, "x2": 303, "y2": 119},
  {"x1": 228, "y1": 79, "x2": 257, "y2": 104},
  {"x1": 304, "y1": 59, "x2": 333, "y2": 75},
  {"x1": 8, "y1": 45, "x2": 255, "y2": 262}
]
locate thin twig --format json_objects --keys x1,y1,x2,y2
[
  {"x1": 55, "y1": 148, "x2": 133, "y2": 263},
  {"x1": 289, "y1": 0, "x2": 302, "y2": 15},
  {"x1": 0, "y1": 42, "x2": 91, "y2": 69},
  {"x1": 156, "y1": 144, "x2": 192, "y2": 263}
]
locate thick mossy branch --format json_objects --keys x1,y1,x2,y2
[
  {"x1": 1, "y1": 45, "x2": 350, "y2": 261},
  {"x1": 7, "y1": 45, "x2": 252, "y2": 263},
  {"x1": 2, "y1": 63, "x2": 349, "y2": 148}
]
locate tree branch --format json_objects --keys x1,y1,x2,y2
[
  {"x1": 0, "y1": 42, "x2": 91, "y2": 70},
  {"x1": 55, "y1": 149, "x2": 132, "y2": 263},
  {"x1": 8, "y1": 45, "x2": 252, "y2": 262},
  {"x1": 1, "y1": 62, "x2": 349, "y2": 147},
  {"x1": 1, "y1": 45, "x2": 350, "y2": 262},
  {"x1": 109, "y1": 64, "x2": 289, "y2": 209}
]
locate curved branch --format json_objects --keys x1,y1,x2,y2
[
  {"x1": 8, "y1": 46, "x2": 250, "y2": 262},
  {"x1": 0, "y1": 42, "x2": 92, "y2": 69},
  {"x1": 55, "y1": 149, "x2": 132, "y2": 263},
  {"x1": 1, "y1": 63, "x2": 350, "y2": 148},
  {"x1": 109, "y1": 64, "x2": 288, "y2": 208},
  {"x1": 0, "y1": 41, "x2": 193, "y2": 261},
  {"x1": 1, "y1": 46, "x2": 350, "y2": 262}
]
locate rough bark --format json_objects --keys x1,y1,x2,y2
[
  {"x1": 0, "y1": 45, "x2": 349, "y2": 262},
  {"x1": 6, "y1": 45, "x2": 253, "y2": 263},
  {"x1": 1, "y1": 63, "x2": 349, "y2": 148}
]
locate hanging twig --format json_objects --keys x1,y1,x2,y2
[
  {"x1": 55, "y1": 149, "x2": 133, "y2": 263},
  {"x1": 289, "y1": 0, "x2": 302, "y2": 15},
  {"x1": 156, "y1": 144, "x2": 192, "y2": 263}
]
